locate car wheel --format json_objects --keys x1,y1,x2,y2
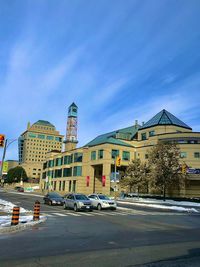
[
  {"x1": 48, "y1": 200, "x2": 52, "y2": 206},
  {"x1": 74, "y1": 204, "x2": 78, "y2": 212},
  {"x1": 97, "y1": 204, "x2": 102, "y2": 211}
]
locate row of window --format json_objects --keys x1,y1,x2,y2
[
  {"x1": 91, "y1": 149, "x2": 130, "y2": 161},
  {"x1": 28, "y1": 133, "x2": 62, "y2": 142},
  {"x1": 44, "y1": 180, "x2": 76, "y2": 192},
  {"x1": 180, "y1": 152, "x2": 200, "y2": 158},
  {"x1": 43, "y1": 166, "x2": 82, "y2": 178},
  {"x1": 45, "y1": 153, "x2": 83, "y2": 168},
  {"x1": 141, "y1": 130, "x2": 155, "y2": 140}
]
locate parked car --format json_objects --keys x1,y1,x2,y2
[
  {"x1": 88, "y1": 194, "x2": 117, "y2": 210},
  {"x1": 14, "y1": 186, "x2": 24, "y2": 192},
  {"x1": 43, "y1": 192, "x2": 64, "y2": 206},
  {"x1": 64, "y1": 193, "x2": 93, "y2": 212}
]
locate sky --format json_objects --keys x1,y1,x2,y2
[{"x1": 0, "y1": 0, "x2": 200, "y2": 161}]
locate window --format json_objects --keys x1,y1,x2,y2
[
  {"x1": 72, "y1": 180, "x2": 76, "y2": 192},
  {"x1": 59, "y1": 181, "x2": 62, "y2": 191},
  {"x1": 69, "y1": 181, "x2": 72, "y2": 192},
  {"x1": 91, "y1": 151, "x2": 96, "y2": 160},
  {"x1": 194, "y1": 152, "x2": 200, "y2": 158},
  {"x1": 122, "y1": 151, "x2": 130, "y2": 161},
  {"x1": 180, "y1": 152, "x2": 187, "y2": 158},
  {"x1": 54, "y1": 181, "x2": 56, "y2": 191},
  {"x1": 141, "y1": 133, "x2": 147, "y2": 140},
  {"x1": 28, "y1": 133, "x2": 36, "y2": 138},
  {"x1": 46, "y1": 135, "x2": 54, "y2": 140},
  {"x1": 73, "y1": 166, "x2": 82, "y2": 176},
  {"x1": 149, "y1": 130, "x2": 155, "y2": 137},
  {"x1": 74, "y1": 152, "x2": 83, "y2": 162},
  {"x1": 62, "y1": 181, "x2": 65, "y2": 191},
  {"x1": 112, "y1": 149, "x2": 119, "y2": 159},
  {"x1": 55, "y1": 158, "x2": 63, "y2": 166},
  {"x1": 38, "y1": 134, "x2": 45, "y2": 139},
  {"x1": 63, "y1": 155, "x2": 72, "y2": 164},
  {"x1": 55, "y1": 169, "x2": 62, "y2": 178},
  {"x1": 55, "y1": 137, "x2": 62, "y2": 142},
  {"x1": 63, "y1": 168, "x2": 72, "y2": 177},
  {"x1": 98, "y1": 150, "x2": 104, "y2": 159}
]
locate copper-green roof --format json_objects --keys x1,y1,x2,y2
[
  {"x1": 139, "y1": 109, "x2": 192, "y2": 130},
  {"x1": 33, "y1": 120, "x2": 55, "y2": 128},
  {"x1": 85, "y1": 125, "x2": 139, "y2": 147}
]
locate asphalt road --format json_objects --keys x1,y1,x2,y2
[{"x1": 0, "y1": 191, "x2": 200, "y2": 267}]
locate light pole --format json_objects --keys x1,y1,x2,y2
[{"x1": 0, "y1": 138, "x2": 18, "y2": 183}]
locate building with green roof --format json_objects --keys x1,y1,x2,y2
[{"x1": 41, "y1": 109, "x2": 200, "y2": 198}]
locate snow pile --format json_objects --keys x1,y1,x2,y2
[
  {"x1": 0, "y1": 198, "x2": 46, "y2": 229},
  {"x1": 0, "y1": 199, "x2": 30, "y2": 213},
  {"x1": 124, "y1": 197, "x2": 200, "y2": 207},
  {"x1": 117, "y1": 200, "x2": 199, "y2": 213}
]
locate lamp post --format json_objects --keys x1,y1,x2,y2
[{"x1": 0, "y1": 139, "x2": 18, "y2": 184}]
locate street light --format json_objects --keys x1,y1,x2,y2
[{"x1": 0, "y1": 138, "x2": 18, "y2": 183}]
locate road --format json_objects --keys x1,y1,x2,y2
[{"x1": 0, "y1": 191, "x2": 200, "y2": 267}]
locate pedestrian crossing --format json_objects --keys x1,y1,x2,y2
[{"x1": 43, "y1": 208, "x2": 186, "y2": 218}]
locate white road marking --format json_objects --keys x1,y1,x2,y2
[
  {"x1": 53, "y1": 213, "x2": 68, "y2": 217},
  {"x1": 80, "y1": 212, "x2": 94, "y2": 216}
]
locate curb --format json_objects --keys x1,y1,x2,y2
[{"x1": 0, "y1": 216, "x2": 47, "y2": 234}]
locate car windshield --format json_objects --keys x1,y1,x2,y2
[
  {"x1": 75, "y1": 195, "x2": 89, "y2": 200},
  {"x1": 49, "y1": 193, "x2": 62, "y2": 198},
  {"x1": 98, "y1": 195, "x2": 110, "y2": 200}
]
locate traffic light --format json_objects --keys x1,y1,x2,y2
[
  {"x1": 0, "y1": 134, "x2": 5, "y2": 147},
  {"x1": 116, "y1": 156, "x2": 121, "y2": 167},
  {"x1": 182, "y1": 164, "x2": 187, "y2": 174}
]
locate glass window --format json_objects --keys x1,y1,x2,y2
[
  {"x1": 69, "y1": 181, "x2": 72, "y2": 192},
  {"x1": 91, "y1": 151, "x2": 96, "y2": 160},
  {"x1": 28, "y1": 133, "x2": 36, "y2": 138},
  {"x1": 122, "y1": 151, "x2": 130, "y2": 161},
  {"x1": 149, "y1": 130, "x2": 155, "y2": 137},
  {"x1": 55, "y1": 158, "x2": 62, "y2": 166},
  {"x1": 63, "y1": 168, "x2": 72, "y2": 177},
  {"x1": 55, "y1": 169, "x2": 62, "y2": 178},
  {"x1": 141, "y1": 133, "x2": 147, "y2": 140},
  {"x1": 98, "y1": 150, "x2": 104, "y2": 159},
  {"x1": 112, "y1": 149, "x2": 119, "y2": 159},
  {"x1": 194, "y1": 152, "x2": 200, "y2": 158},
  {"x1": 46, "y1": 135, "x2": 54, "y2": 140},
  {"x1": 62, "y1": 181, "x2": 65, "y2": 191},
  {"x1": 55, "y1": 137, "x2": 62, "y2": 142},
  {"x1": 63, "y1": 155, "x2": 72, "y2": 164},
  {"x1": 73, "y1": 166, "x2": 82, "y2": 176},
  {"x1": 180, "y1": 152, "x2": 187, "y2": 158},
  {"x1": 74, "y1": 153, "x2": 83, "y2": 162},
  {"x1": 38, "y1": 134, "x2": 45, "y2": 139}
]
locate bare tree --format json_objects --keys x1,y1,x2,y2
[{"x1": 148, "y1": 142, "x2": 186, "y2": 200}]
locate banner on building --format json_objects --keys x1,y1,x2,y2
[
  {"x1": 86, "y1": 176, "x2": 90, "y2": 187},
  {"x1": 102, "y1": 175, "x2": 106, "y2": 187},
  {"x1": 2, "y1": 162, "x2": 8, "y2": 174}
]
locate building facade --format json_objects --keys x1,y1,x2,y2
[
  {"x1": 18, "y1": 120, "x2": 63, "y2": 180},
  {"x1": 41, "y1": 109, "x2": 200, "y2": 197}
]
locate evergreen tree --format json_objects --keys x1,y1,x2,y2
[{"x1": 6, "y1": 166, "x2": 28, "y2": 184}]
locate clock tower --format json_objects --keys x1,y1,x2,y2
[{"x1": 64, "y1": 102, "x2": 78, "y2": 151}]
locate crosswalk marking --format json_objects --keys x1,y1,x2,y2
[
  {"x1": 53, "y1": 213, "x2": 68, "y2": 217},
  {"x1": 44, "y1": 210, "x2": 188, "y2": 218}
]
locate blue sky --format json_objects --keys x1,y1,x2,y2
[{"x1": 1, "y1": 0, "x2": 200, "y2": 161}]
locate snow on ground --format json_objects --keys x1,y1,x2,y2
[
  {"x1": 0, "y1": 198, "x2": 30, "y2": 213},
  {"x1": 123, "y1": 197, "x2": 200, "y2": 207},
  {"x1": 118, "y1": 199, "x2": 199, "y2": 213},
  {"x1": 0, "y1": 198, "x2": 46, "y2": 228}
]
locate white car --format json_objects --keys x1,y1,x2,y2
[{"x1": 88, "y1": 194, "x2": 117, "y2": 211}]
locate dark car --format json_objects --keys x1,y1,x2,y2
[
  {"x1": 43, "y1": 192, "x2": 64, "y2": 206},
  {"x1": 14, "y1": 186, "x2": 24, "y2": 192},
  {"x1": 64, "y1": 193, "x2": 93, "y2": 211}
]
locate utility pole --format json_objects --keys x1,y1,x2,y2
[{"x1": 0, "y1": 139, "x2": 8, "y2": 183}]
